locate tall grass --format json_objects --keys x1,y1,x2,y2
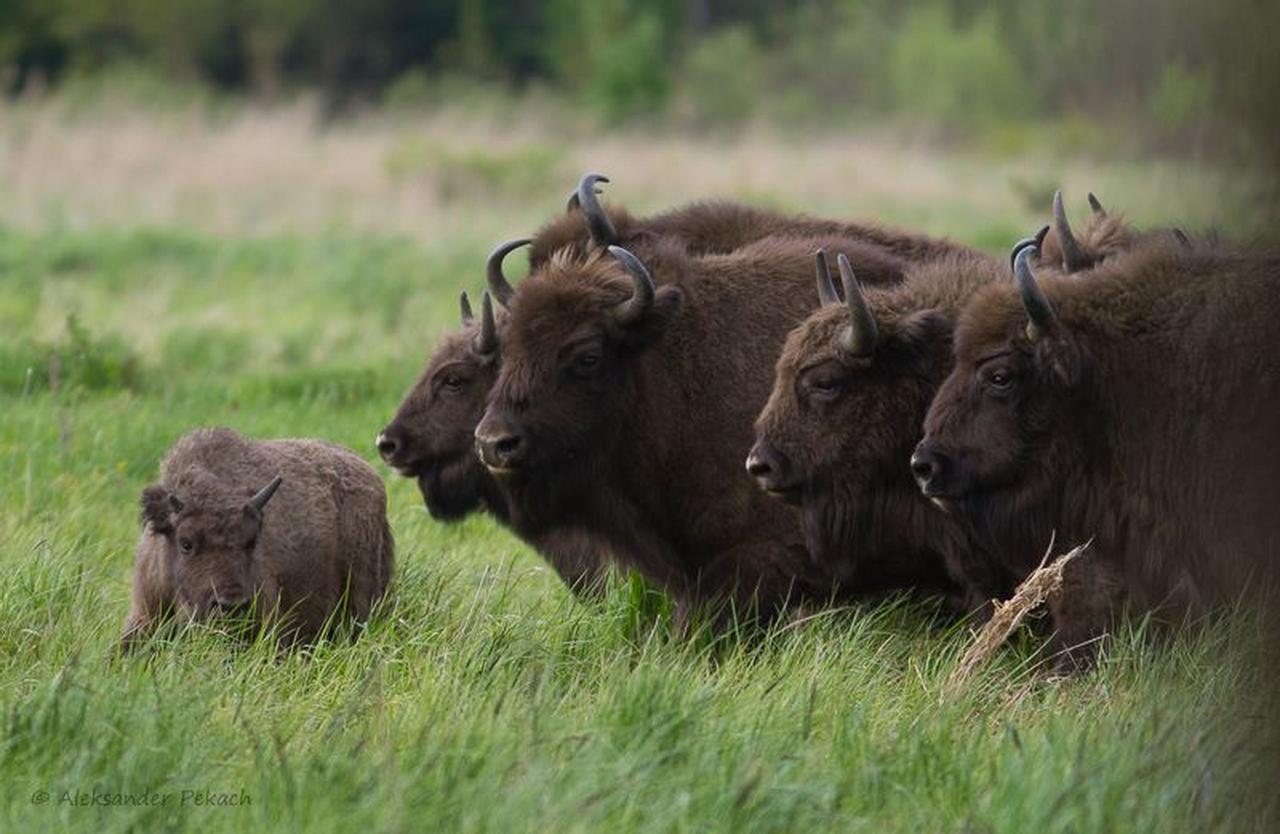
[{"x1": 0, "y1": 108, "x2": 1276, "y2": 832}]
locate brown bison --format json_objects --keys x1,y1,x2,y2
[
  {"x1": 378, "y1": 173, "x2": 978, "y2": 596},
  {"x1": 1035, "y1": 190, "x2": 1192, "y2": 275},
  {"x1": 472, "y1": 231, "x2": 926, "y2": 625},
  {"x1": 913, "y1": 241, "x2": 1280, "y2": 669},
  {"x1": 123, "y1": 427, "x2": 394, "y2": 649},
  {"x1": 748, "y1": 249, "x2": 1014, "y2": 616}
]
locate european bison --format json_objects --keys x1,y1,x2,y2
[
  {"x1": 1035, "y1": 191, "x2": 1191, "y2": 276},
  {"x1": 472, "y1": 232, "x2": 920, "y2": 625},
  {"x1": 913, "y1": 241, "x2": 1280, "y2": 669},
  {"x1": 378, "y1": 173, "x2": 978, "y2": 596},
  {"x1": 748, "y1": 249, "x2": 1013, "y2": 616},
  {"x1": 123, "y1": 427, "x2": 394, "y2": 649}
]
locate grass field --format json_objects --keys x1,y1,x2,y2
[{"x1": 1, "y1": 99, "x2": 1277, "y2": 833}]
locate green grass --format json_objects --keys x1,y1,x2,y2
[{"x1": 0, "y1": 193, "x2": 1275, "y2": 832}]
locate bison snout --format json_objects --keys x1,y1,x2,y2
[
  {"x1": 746, "y1": 440, "x2": 800, "y2": 503},
  {"x1": 475, "y1": 420, "x2": 527, "y2": 475},
  {"x1": 910, "y1": 442, "x2": 951, "y2": 497},
  {"x1": 375, "y1": 429, "x2": 400, "y2": 462}
]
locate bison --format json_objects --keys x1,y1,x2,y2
[
  {"x1": 122, "y1": 427, "x2": 394, "y2": 649},
  {"x1": 913, "y1": 241, "x2": 1280, "y2": 669},
  {"x1": 748, "y1": 248, "x2": 1015, "y2": 616},
  {"x1": 471, "y1": 230, "x2": 929, "y2": 626},
  {"x1": 378, "y1": 173, "x2": 979, "y2": 596}
]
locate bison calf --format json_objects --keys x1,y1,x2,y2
[{"x1": 123, "y1": 427, "x2": 394, "y2": 649}]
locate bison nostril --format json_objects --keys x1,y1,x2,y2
[
  {"x1": 745, "y1": 454, "x2": 773, "y2": 478},
  {"x1": 494, "y1": 435, "x2": 523, "y2": 461},
  {"x1": 376, "y1": 431, "x2": 399, "y2": 459}
]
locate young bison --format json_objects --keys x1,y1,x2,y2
[
  {"x1": 914, "y1": 242, "x2": 1280, "y2": 669},
  {"x1": 123, "y1": 427, "x2": 394, "y2": 649},
  {"x1": 748, "y1": 249, "x2": 1013, "y2": 616}
]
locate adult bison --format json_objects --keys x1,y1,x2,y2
[
  {"x1": 913, "y1": 241, "x2": 1280, "y2": 669},
  {"x1": 748, "y1": 249, "x2": 1015, "y2": 616},
  {"x1": 472, "y1": 232, "x2": 920, "y2": 625},
  {"x1": 123, "y1": 428, "x2": 394, "y2": 649},
  {"x1": 1035, "y1": 190, "x2": 1191, "y2": 275},
  {"x1": 379, "y1": 173, "x2": 977, "y2": 596}
]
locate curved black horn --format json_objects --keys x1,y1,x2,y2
[
  {"x1": 459, "y1": 291, "x2": 474, "y2": 325},
  {"x1": 607, "y1": 245, "x2": 654, "y2": 326},
  {"x1": 836, "y1": 253, "x2": 878, "y2": 356},
  {"x1": 1014, "y1": 246, "x2": 1056, "y2": 340},
  {"x1": 576, "y1": 173, "x2": 618, "y2": 248},
  {"x1": 1053, "y1": 190, "x2": 1090, "y2": 273},
  {"x1": 246, "y1": 476, "x2": 283, "y2": 514},
  {"x1": 814, "y1": 250, "x2": 841, "y2": 306},
  {"x1": 486, "y1": 238, "x2": 531, "y2": 307},
  {"x1": 1087, "y1": 192, "x2": 1106, "y2": 217},
  {"x1": 1173, "y1": 228, "x2": 1191, "y2": 248},
  {"x1": 1009, "y1": 225, "x2": 1051, "y2": 271}
]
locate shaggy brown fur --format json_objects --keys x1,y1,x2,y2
[
  {"x1": 380, "y1": 195, "x2": 977, "y2": 597},
  {"x1": 916, "y1": 240, "x2": 1280, "y2": 669},
  {"x1": 123, "y1": 428, "x2": 394, "y2": 649},
  {"x1": 474, "y1": 233, "x2": 917, "y2": 625},
  {"x1": 751, "y1": 251, "x2": 1015, "y2": 616}
]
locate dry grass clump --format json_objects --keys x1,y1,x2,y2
[{"x1": 943, "y1": 538, "x2": 1091, "y2": 699}]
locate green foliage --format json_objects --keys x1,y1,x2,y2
[
  {"x1": 887, "y1": 6, "x2": 1035, "y2": 131},
  {"x1": 1151, "y1": 63, "x2": 1213, "y2": 135},
  {"x1": 681, "y1": 26, "x2": 761, "y2": 128},
  {"x1": 582, "y1": 11, "x2": 670, "y2": 122}
]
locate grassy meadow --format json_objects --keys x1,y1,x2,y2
[{"x1": 1, "y1": 96, "x2": 1277, "y2": 833}]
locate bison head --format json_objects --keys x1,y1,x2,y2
[
  {"x1": 748, "y1": 251, "x2": 953, "y2": 508},
  {"x1": 377, "y1": 244, "x2": 519, "y2": 520},
  {"x1": 474, "y1": 245, "x2": 682, "y2": 522},
  {"x1": 139, "y1": 474, "x2": 282, "y2": 621},
  {"x1": 913, "y1": 245, "x2": 1092, "y2": 543}
]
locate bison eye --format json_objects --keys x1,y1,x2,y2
[
  {"x1": 441, "y1": 373, "x2": 466, "y2": 392},
  {"x1": 569, "y1": 353, "x2": 602, "y2": 379},
  {"x1": 985, "y1": 369, "x2": 1013, "y2": 390},
  {"x1": 179, "y1": 538, "x2": 195, "y2": 555}
]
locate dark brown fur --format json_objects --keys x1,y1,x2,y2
[
  {"x1": 474, "y1": 233, "x2": 917, "y2": 625},
  {"x1": 123, "y1": 428, "x2": 394, "y2": 649},
  {"x1": 917, "y1": 241, "x2": 1280, "y2": 668},
  {"x1": 751, "y1": 251, "x2": 1015, "y2": 616},
  {"x1": 381, "y1": 198, "x2": 978, "y2": 596}
]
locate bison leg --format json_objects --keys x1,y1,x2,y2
[{"x1": 1046, "y1": 554, "x2": 1126, "y2": 674}]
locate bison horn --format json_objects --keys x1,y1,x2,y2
[
  {"x1": 486, "y1": 238, "x2": 531, "y2": 307},
  {"x1": 1173, "y1": 228, "x2": 1191, "y2": 248},
  {"x1": 246, "y1": 476, "x2": 283, "y2": 514},
  {"x1": 607, "y1": 245, "x2": 654, "y2": 326},
  {"x1": 1053, "y1": 190, "x2": 1090, "y2": 273},
  {"x1": 836, "y1": 253, "x2": 878, "y2": 357},
  {"x1": 475, "y1": 291, "x2": 499, "y2": 355},
  {"x1": 1014, "y1": 246, "x2": 1056, "y2": 340},
  {"x1": 1009, "y1": 225, "x2": 1050, "y2": 271},
  {"x1": 459, "y1": 291, "x2": 474, "y2": 325},
  {"x1": 1087, "y1": 192, "x2": 1106, "y2": 218},
  {"x1": 575, "y1": 173, "x2": 618, "y2": 248},
  {"x1": 814, "y1": 250, "x2": 841, "y2": 306}
]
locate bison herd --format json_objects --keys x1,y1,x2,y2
[{"x1": 125, "y1": 174, "x2": 1280, "y2": 672}]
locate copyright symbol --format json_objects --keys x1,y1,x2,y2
[{"x1": 32, "y1": 790, "x2": 50, "y2": 805}]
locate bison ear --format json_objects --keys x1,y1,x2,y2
[
  {"x1": 140, "y1": 484, "x2": 179, "y2": 534},
  {"x1": 1035, "y1": 334, "x2": 1084, "y2": 387},
  {"x1": 894, "y1": 308, "x2": 952, "y2": 352},
  {"x1": 619, "y1": 285, "x2": 683, "y2": 349}
]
